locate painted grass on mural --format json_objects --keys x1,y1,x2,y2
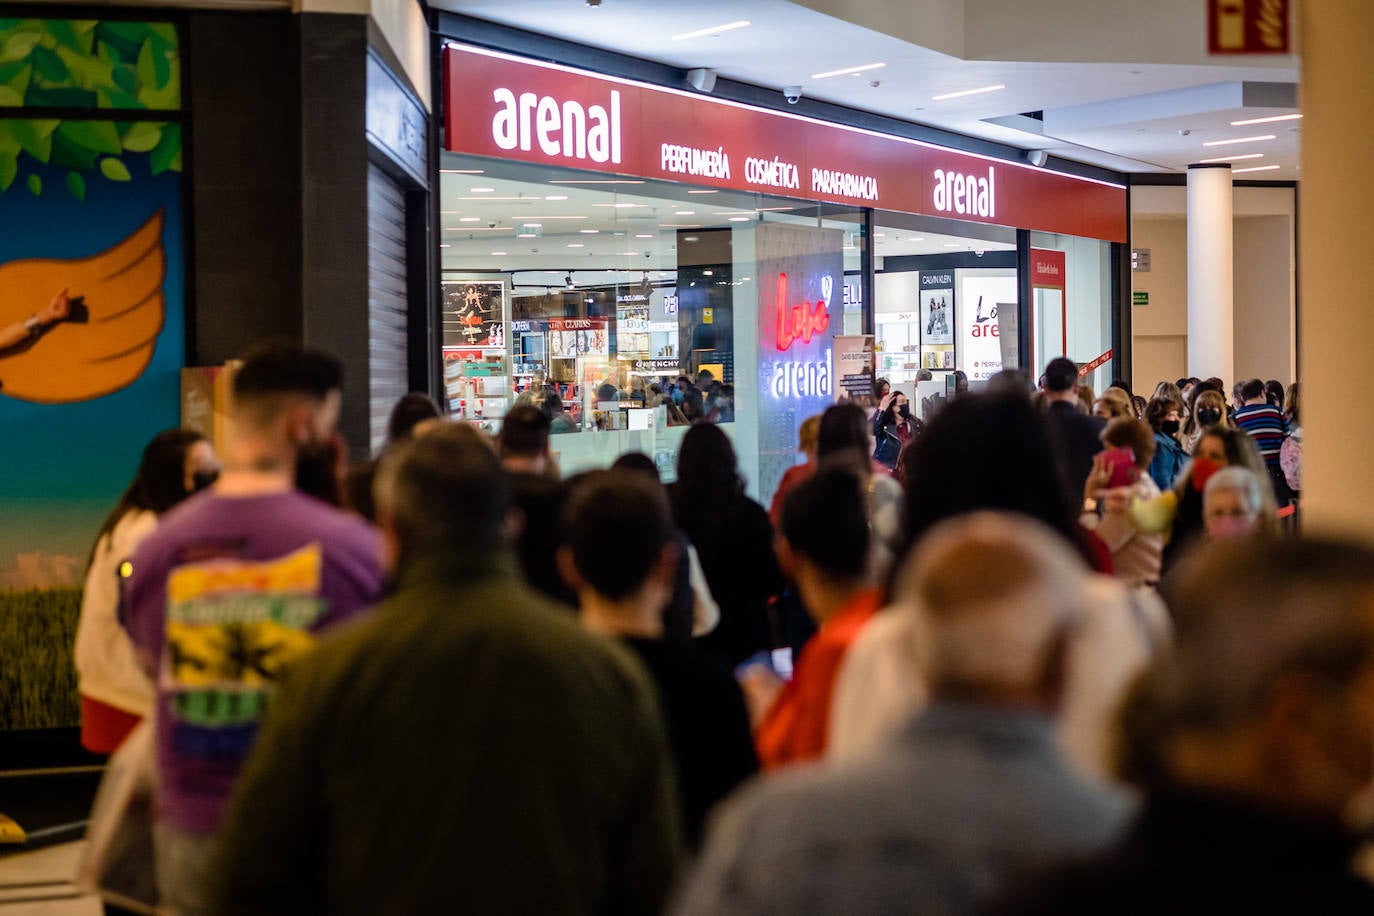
[{"x1": 0, "y1": 588, "x2": 81, "y2": 730}]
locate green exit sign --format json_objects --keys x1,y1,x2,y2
[{"x1": 1132, "y1": 291, "x2": 1149, "y2": 307}]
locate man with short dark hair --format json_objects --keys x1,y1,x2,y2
[
  {"x1": 1233, "y1": 377, "x2": 1290, "y2": 501},
  {"x1": 212, "y1": 425, "x2": 682, "y2": 915},
  {"x1": 561, "y1": 470, "x2": 756, "y2": 849},
  {"x1": 124, "y1": 342, "x2": 384, "y2": 915},
  {"x1": 1002, "y1": 538, "x2": 1374, "y2": 914},
  {"x1": 498, "y1": 404, "x2": 554, "y2": 476},
  {"x1": 1041, "y1": 356, "x2": 1106, "y2": 499}
]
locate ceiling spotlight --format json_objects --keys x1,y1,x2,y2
[
  {"x1": 586, "y1": 0, "x2": 600, "y2": 6},
  {"x1": 565, "y1": 273, "x2": 575, "y2": 289}
]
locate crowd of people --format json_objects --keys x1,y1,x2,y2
[
  {"x1": 509, "y1": 368, "x2": 735, "y2": 432},
  {"x1": 71, "y1": 341, "x2": 1368, "y2": 916}
]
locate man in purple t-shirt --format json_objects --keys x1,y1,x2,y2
[{"x1": 124, "y1": 344, "x2": 384, "y2": 915}]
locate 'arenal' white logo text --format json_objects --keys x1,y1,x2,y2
[
  {"x1": 492, "y1": 88, "x2": 622, "y2": 164},
  {"x1": 933, "y1": 165, "x2": 996, "y2": 219}
]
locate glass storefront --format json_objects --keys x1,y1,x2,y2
[{"x1": 440, "y1": 155, "x2": 862, "y2": 495}]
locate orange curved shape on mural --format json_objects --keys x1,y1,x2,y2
[{"x1": 0, "y1": 210, "x2": 166, "y2": 404}]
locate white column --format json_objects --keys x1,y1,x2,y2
[
  {"x1": 1300, "y1": 0, "x2": 1374, "y2": 539},
  {"x1": 1186, "y1": 163, "x2": 1234, "y2": 383}
]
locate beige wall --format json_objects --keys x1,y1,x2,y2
[{"x1": 1131, "y1": 186, "x2": 1296, "y2": 391}]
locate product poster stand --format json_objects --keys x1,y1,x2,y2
[{"x1": 834, "y1": 335, "x2": 876, "y2": 402}]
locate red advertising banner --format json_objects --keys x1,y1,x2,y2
[
  {"x1": 1208, "y1": 0, "x2": 1290, "y2": 54},
  {"x1": 1079, "y1": 349, "x2": 1113, "y2": 377},
  {"x1": 443, "y1": 44, "x2": 1128, "y2": 243}
]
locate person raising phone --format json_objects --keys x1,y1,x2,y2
[{"x1": 1081, "y1": 418, "x2": 1164, "y2": 590}]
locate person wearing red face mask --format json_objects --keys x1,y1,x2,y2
[{"x1": 1160, "y1": 427, "x2": 1275, "y2": 573}]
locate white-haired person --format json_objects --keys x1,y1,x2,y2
[
  {"x1": 676, "y1": 512, "x2": 1132, "y2": 916},
  {"x1": 1203, "y1": 465, "x2": 1267, "y2": 540}
]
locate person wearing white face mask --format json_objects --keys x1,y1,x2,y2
[{"x1": 1203, "y1": 467, "x2": 1266, "y2": 540}]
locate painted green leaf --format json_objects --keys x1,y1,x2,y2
[
  {"x1": 46, "y1": 21, "x2": 94, "y2": 55},
  {"x1": 30, "y1": 45, "x2": 68, "y2": 83},
  {"x1": 66, "y1": 170, "x2": 85, "y2": 200},
  {"x1": 136, "y1": 57, "x2": 179, "y2": 109},
  {"x1": 96, "y1": 86, "x2": 141, "y2": 109},
  {"x1": 0, "y1": 31, "x2": 42, "y2": 65},
  {"x1": 26, "y1": 172, "x2": 39, "y2": 195},
  {"x1": 96, "y1": 39, "x2": 116, "y2": 67},
  {"x1": 26, "y1": 86, "x2": 96, "y2": 108},
  {"x1": 112, "y1": 63, "x2": 135, "y2": 94},
  {"x1": 54, "y1": 45, "x2": 113, "y2": 92},
  {"x1": 50, "y1": 130, "x2": 98, "y2": 170},
  {"x1": 0, "y1": 122, "x2": 18, "y2": 156},
  {"x1": 0, "y1": 85, "x2": 20, "y2": 106},
  {"x1": 100, "y1": 156, "x2": 130, "y2": 181},
  {"x1": 136, "y1": 39, "x2": 155, "y2": 90},
  {"x1": 149, "y1": 122, "x2": 179, "y2": 175},
  {"x1": 11, "y1": 119, "x2": 54, "y2": 163},
  {"x1": 150, "y1": 24, "x2": 178, "y2": 47},
  {"x1": 0, "y1": 60, "x2": 31, "y2": 96},
  {"x1": 121, "y1": 121, "x2": 160, "y2": 152},
  {"x1": 0, "y1": 151, "x2": 16, "y2": 191},
  {"x1": 57, "y1": 119, "x2": 122, "y2": 154}
]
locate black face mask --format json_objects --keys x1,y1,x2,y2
[
  {"x1": 191, "y1": 469, "x2": 219, "y2": 493},
  {"x1": 1197, "y1": 408, "x2": 1222, "y2": 427},
  {"x1": 295, "y1": 440, "x2": 342, "y2": 506},
  {"x1": 1160, "y1": 419, "x2": 1181, "y2": 436},
  {"x1": 897, "y1": 404, "x2": 911, "y2": 419}
]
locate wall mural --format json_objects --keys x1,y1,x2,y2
[{"x1": 0, "y1": 18, "x2": 184, "y2": 730}]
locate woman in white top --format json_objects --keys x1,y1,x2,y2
[{"x1": 74, "y1": 429, "x2": 218, "y2": 753}]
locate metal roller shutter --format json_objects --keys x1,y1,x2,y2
[{"x1": 366, "y1": 163, "x2": 410, "y2": 454}]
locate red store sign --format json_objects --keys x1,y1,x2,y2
[{"x1": 443, "y1": 44, "x2": 1128, "y2": 244}]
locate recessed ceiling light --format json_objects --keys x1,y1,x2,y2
[
  {"x1": 684, "y1": 236, "x2": 700, "y2": 242},
  {"x1": 812, "y1": 62, "x2": 886, "y2": 80},
  {"x1": 567, "y1": 243, "x2": 584, "y2": 248},
  {"x1": 440, "y1": 169, "x2": 484, "y2": 174},
  {"x1": 548, "y1": 179, "x2": 645, "y2": 185},
  {"x1": 1198, "y1": 153, "x2": 1264, "y2": 164},
  {"x1": 670, "y1": 20, "x2": 750, "y2": 41},
  {"x1": 944, "y1": 243, "x2": 962, "y2": 248},
  {"x1": 460, "y1": 217, "x2": 480, "y2": 222},
  {"x1": 687, "y1": 190, "x2": 718, "y2": 195},
  {"x1": 470, "y1": 187, "x2": 495, "y2": 193},
  {"x1": 593, "y1": 203, "x2": 645, "y2": 208},
  {"x1": 1202, "y1": 134, "x2": 1277, "y2": 147},
  {"x1": 580, "y1": 229, "x2": 600, "y2": 234},
  {"x1": 619, "y1": 251, "x2": 640, "y2": 256},
  {"x1": 703, "y1": 270, "x2": 714, "y2": 276},
  {"x1": 875, "y1": 233, "x2": 887, "y2": 238},
  {"x1": 931, "y1": 84, "x2": 1005, "y2": 101},
  {"x1": 1232, "y1": 164, "x2": 1282, "y2": 174},
  {"x1": 912, "y1": 237, "x2": 925, "y2": 242},
  {"x1": 522, "y1": 223, "x2": 542, "y2": 228},
  {"x1": 1231, "y1": 113, "x2": 1302, "y2": 126},
  {"x1": 440, "y1": 244, "x2": 451, "y2": 248},
  {"x1": 545, "y1": 194, "x2": 569, "y2": 201},
  {"x1": 674, "y1": 210, "x2": 696, "y2": 215},
  {"x1": 728, "y1": 216, "x2": 751, "y2": 222},
  {"x1": 491, "y1": 251, "x2": 507, "y2": 256},
  {"x1": 636, "y1": 234, "x2": 654, "y2": 238},
  {"x1": 522, "y1": 215, "x2": 587, "y2": 220}
]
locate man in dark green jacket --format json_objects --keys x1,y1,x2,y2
[{"x1": 211, "y1": 424, "x2": 682, "y2": 915}]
